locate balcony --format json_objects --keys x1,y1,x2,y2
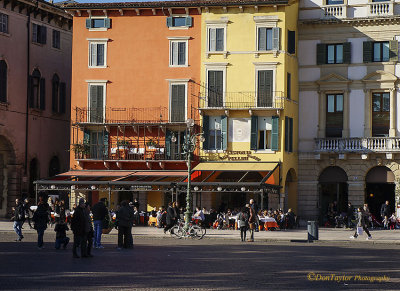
[
  {"x1": 315, "y1": 137, "x2": 400, "y2": 153},
  {"x1": 321, "y1": 4, "x2": 347, "y2": 19},
  {"x1": 367, "y1": 1, "x2": 394, "y2": 17},
  {"x1": 199, "y1": 91, "x2": 285, "y2": 110}
]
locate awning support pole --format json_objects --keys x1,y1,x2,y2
[
  {"x1": 108, "y1": 186, "x2": 111, "y2": 209},
  {"x1": 35, "y1": 183, "x2": 38, "y2": 205}
]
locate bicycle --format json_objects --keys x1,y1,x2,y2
[{"x1": 170, "y1": 219, "x2": 206, "y2": 240}]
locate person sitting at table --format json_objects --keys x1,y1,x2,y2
[
  {"x1": 202, "y1": 207, "x2": 209, "y2": 215},
  {"x1": 194, "y1": 207, "x2": 205, "y2": 222},
  {"x1": 151, "y1": 207, "x2": 157, "y2": 218}
]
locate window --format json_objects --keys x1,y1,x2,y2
[
  {"x1": 88, "y1": 83, "x2": 105, "y2": 123},
  {"x1": 373, "y1": 42, "x2": 389, "y2": 62},
  {"x1": 287, "y1": 30, "x2": 296, "y2": 54},
  {"x1": 257, "y1": 70, "x2": 273, "y2": 107},
  {"x1": 89, "y1": 131, "x2": 105, "y2": 159},
  {"x1": 166, "y1": 16, "x2": 192, "y2": 28},
  {"x1": 86, "y1": 18, "x2": 111, "y2": 30},
  {"x1": 170, "y1": 84, "x2": 186, "y2": 122},
  {"x1": 258, "y1": 27, "x2": 272, "y2": 51},
  {"x1": 326, "y1": 0, "x2": 344, "y2": 4},
  {"x1": 326, "y1": 94, "x2": 343, "y2": 137},
  {"x1": 327, "y1": 44, "x2": 343, "y2": 64},
  {"x1": 287, "y1": 73, "x2": 291, "y2": 100},
  {"x1": 208, "y1": 27, "x2": 225, "y2": 52},
  {"x1": 250, "y1": 115, "x2": 279, "y2": 151},
  {"x1": 207, "y1": 70, "x2": 223, "y2": 107},
  {"x1": 32, "y1": 24, "x2": 46, "y2": 44},
  {"x1": 89, "y1": 41, "x2": 106, "y2": 67},
  {"x1": 29, "y1": 69, "x2": 45, "y2": 110},
  {"x1": 170, "y1": 41, "x2": 187, "y2": 66},
  {"x1": 285, "y1": 117, "x2": 293, "y2": 152},
  {"x1": 0, "y1": 60, "x2": 7, "y2": 103},
  {"x1": 52, "y1": 30, "x2": 60, "y2": 49},
  {"x1": 0, "y1": 12, "x2": 8, "y2": 34},
  {"x1": 208, "y1": 116, "x2": 222, "y2": 150},
  {"x1": 51, "y1": 74, "x2": 66, "y2": 114},
  {"x1": 372, "y1": 92, "x2": 390, "y2": 137},
  {"x1": 257, "y1": 117, "x2": 272, "y2": 150},
  {"x1": 317, "y1": 43, "x2": 351, "y2": 65}
]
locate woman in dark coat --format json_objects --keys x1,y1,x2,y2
[
  {"x1": 32, "y1": 196, "x2": 50, "y2": 249},
  {"x1": 164, "y1": 202, "x2": 176, "y2": 233}
]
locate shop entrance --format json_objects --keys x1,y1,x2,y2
[{"x1": 365, "y1": 166, "x2": 395, "y2": 219}]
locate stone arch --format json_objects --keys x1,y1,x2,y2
[
  {"x1": 0, "y1": 135, "x2": 16, "y2": 217},
  {"x1": 284, "y1": 168, "x2": 298, "y2": 213}
]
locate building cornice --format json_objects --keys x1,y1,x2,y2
[{"x1": 299, "y1": 15, "x2": 400, "y2": 27}]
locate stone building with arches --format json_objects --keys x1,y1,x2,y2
[{"x1": 0, "y1": 0, "x2": 72, "y2": 217}]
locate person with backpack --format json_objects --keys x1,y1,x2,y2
[
  {"x1": 237, "y1": 207, "x2": 249, "y2": 242},
  {"x1": 13, "y1": 198, "x2": 25, "y2": 242}
]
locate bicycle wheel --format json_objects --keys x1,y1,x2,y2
[
  {"x1": 171, "y1": 225, "x2": 183, "y2": 239},
  {"x1": 190, "y1": 225, "x2": 206, "y2": 240}
]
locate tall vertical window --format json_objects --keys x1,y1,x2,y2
[
  {"x1": 88, "y1": 84, "x2": 105, "y2": 123},
  {"x1": 257, "y1": 70, "x2": 273, "y2": 107},
  {"x1": 170, "y1": 41, "x2": 187, "y2": 66},
  {"x1": 208, "y1": 27, "x2": 224, "y2": 52},
  {"x1": 29, "y1": 69, "x2": 45, "y2": 110},
  {"x1": 207, "y1": 70, "x2": 223, "y2": 107},
  {"x1": 0, "y1": 60, "x2": 7, "y2": 102},
  {"x1": 372, "y1": 92, "x2": 390, "y2": 137},
  {"x1": 258, "y1": 117, "x2": 272, "y2": 150},
  {"x1": 287, "y1": 73, "x2": 291, "y2": 100},
  {"x1": 287, "y1": 30, "x2": 296, "y2": 54},
  {"x1": 285, "y1": 116, "x2": 293, "y2": 152},
  {"x1": 258, "y1": 27, "x2": 272, "y2": 51},
  {"x1": 209, "y1": 116, "x2": 222, "y2": 150},
  {"x1": 89, "y1": 41, "x2": 106, "y2": 68},
  {"x1": 170, "y1": 83, "x2": 186, "y2": 122},
  {"x1": 373, "y1": 42, "x2": 390, "y2": 62},
  {"x1": 52, "y1": 30, "x2": 60, "y2": 49},
  {"x1": 89, "y1": 131, "x2": 105, "y2": 159},
  {"x1": 0, "y1": 12, "x2": 8, "y2": 34},
  {"x1": 51, "y1": 74, "x2": 66, "y2": 114},
  {"x1": 32, "y1": 23, "x2": 47, "y2": 44},
  {"x1": 326, "y1": 94, "x2": 343, "y2": 137},
  {"x1": 327, "y1": 44, "x2": 343, "y2": 64}
]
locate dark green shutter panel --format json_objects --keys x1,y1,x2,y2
[
  {"x1": 343, "y1": 42, "x2": 351, "y2": 64},
  {"x1": 32, "y1": 24, "x2": 37, "y2": 42},
  {"x1": 284, "y1": 117, "x2": 289, "y2": 152},
  {"x1": 178, "y1": 42, "x2": 186, "y2": 65},
  {"x1": 289, "y1": 117, "x2": 293, "y2": 152},
  {"x1": 52, "y1": 80, "x2": 58, "y2": 112},
  {"x1": 166, "y1": 17, "x2": 172, "y2": 27},
  {"x1": 257, "y1": 70, "x2": 273, "y2": 107},
  {"x1": 271, "y1": 116, "x2": 279, "y2": 151},
  {"x1": 28, "y1": 76, "x2": 34, "y2": 108},
  {"x1": 221, "y1": 115, "x2": 227, "y2": 150},
  {"x1": 103, "y1": 130, "x2": 109, "y2": 159},
  {"x1": 250, "y1": 115, "x2": 258, "y2": 150},
  {"x1": 84, "y1": 129, "x2": 90, "y2": 144},
  {"x1": 105, "y1": 18, "x2": 111, "y2": 29},
  {"x1": 316, "y1": 43, "x2": 326, "y2": 65},
  {"x1": 288, "y1": 30, "x2": 295, "y2": 54},
  {"x1": 202, "y1": 115, "x2": 209, "y2": 150},
  {"x1": 272, "y1": 27, "x2": 280, "y2": 51},
  {"x1": 363, "y1": 41, "x2": 373, "y2": 63},
  {"x1": 258, "y1": 27, "x2": 267, "y2": 51},
  {"x1": 216, "y1": 28, "x2": 224, "y2": 51},
  {"x1": 165, "y1": 130, "x2": 172, "y2": 159},
  {"x1": 208, "y1": 71, "x2": 223, "y2": 107},
  {"x1": 59, "y1": 82, "x2": 66, "y2": 114},
  {"x1": 389, "y1": 40, "x2": 398, "y2": 62},
  {"x1": 39, "y1": 78, "x2": 45, "y2": 110},
  {"x1": 0, "y1": 61, "x2": 7, "y2": 102},
  {"x1": 89, "y1": 85, "x2": 98, "y2": 122},
  {"x1": 41, "y1": 26, "x2": 47, "y2": 44},
  {"x1": 185, "y1": 16, "x2": 192, "y2": 27},
  {"x1": 86, "y1": 19, "x2": 91, "y2": 29}
]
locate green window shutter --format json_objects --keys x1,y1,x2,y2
[
  {"x1": 202, "y1": 115, "x2": 209, "y2": 150},
  {"x1": 258, "y1": 27, "x2": 267, "y2": 51},
  {"x1": 271, "y1": 116, "x2": 279, "y2": 151},
  {"x1": 389, "y1": 40, "x2": 398, "y2": 62},
  {"x1": 316, "y1": 43, "x2": 327, "y2": 65},
  {"x1": 216, "y1": 28, "x2": 224, "y2": 51},
  {"x1": 59, "y1": 82, "x2": 66, "y2": 114},
  {"x1": 289, "y1": 117, "x2": 293, "y2": 152},
  {"x1": 166, "y1": 17, "x2": 172, "y2": 27},
  {"x1": 343, "y1": 42, "x2": 351, "y2": 64},
  {"x1": 86, "y1": 19, "x2": 91, "y2": 29},
  {"x1": 178, "y1": 42, "x2": 186, "y2": 65},
  {"x1": 84, "y1": 129, "x2": 90, "y2": 144},
  {"x1": 250, "y1": 115, "x2": 258, "y2": 150},
  {"x1": 39, "y1": 78, "x2": 45, "y2": 110},
  {"x1": 272, "y1": 27, "x2": 280, "y2": 51},
  {"x1": 284, "y1": 117, "x2": 288, "y2": 152},
  {"x1": 363, "y1": 41, "x2": 373, "y2": 63},
  {"x1": 185, "y1": 16, "x2": 192, "y2": 27},
  {"x1": 257, "y1": 70, "x2": 273, "y2": 107},
  {"x1": 104, "y1": 18, "x2": 111, "y2": 29},
  {"x1": 221, "y1": 115, "x2": 228, "y2": 150},
  {"x1": 165, "y1": 130, "x2": 172, "y2": 159},
  {"x1": 103, "y1": 131, "x2": 109, "y2": 159}
]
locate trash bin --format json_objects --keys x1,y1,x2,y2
[{"x1": 307, "y1": 221, "x2": 318, "y2": 241}]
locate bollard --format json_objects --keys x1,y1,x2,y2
[{"x1": 307, "y1": 221, "x2": 318, "y2": 241}]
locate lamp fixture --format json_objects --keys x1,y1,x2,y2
[
  {"x1": 241, "y1": 187, "x2": 246, "y2": 192},
  {"x1": 217, "y1": 186, "x2": 222, "y2": 192},
  {"x1": 50, "y1": 185, "x2": 56, "y2": 190},
  {"x1": 91, "y1": 185, "x2": 96, "y2": 190},
  {"x1": 194, "y1": 186, "x2": 199, "y2": 191}
]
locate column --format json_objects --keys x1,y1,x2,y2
[
  {"x1": 317, "y1": 91, "x2": 326, "y2": 138},
  {"x1": 364, "y1": 89, "x2": 371, "y2": 137},
  {"x1": 389, "y1": 88, "x2": 397, "y2": 137},
  {"x1": 342, "y1": 90, "x2": 350, "y2": 138}
]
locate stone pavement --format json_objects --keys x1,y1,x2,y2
[{"x1": 1, "y1": 219, "x2": 400, "y2": 244}]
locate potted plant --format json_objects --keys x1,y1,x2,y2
[
  {"x1": 71, "y1": 141, "x2": 90, "y2": 159},
  {"x1": 146, "y1": 139, "x2": 158, "y2": 149},
  {"x1": 117, "y1": 140, "x2": 130, "y2": 148}
]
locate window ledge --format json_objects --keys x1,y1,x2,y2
[
  {"x1": 51, "y1": 47, "x2": 61, "y2": 52},
  {"x1": 88, "y1": 66, "x2": 107, "y2": 69},
  {"x1": 206, "y1": 51, "x2": 228, "y2": 59},
  {"x1": 0, "y1": 31, "x2": 10, "y2": 38},
  {"x1": 169, "y1": 65, "x2": 189, "y2": 68},
  {"x1": 0, "y1": 101, "x2": 9, "y2": 110},
  {"x1": 254, "y1": 149, "x2": 276, "y2": 154},
  {"x1": 32, "y1": 42, "x2": 45, "y2": 47},
  {"x1": 29, "y1": 108, "x2": 44, "y2": 114},
  {"x1": 88, "y1": 28, "x2": 108, "y2": 32},
  {"x1": 203, "y1": 150, "x2": 224, "y2": 153},
  {"x1": 168, "y1": 26, "x2": 189, "y2": 30},
  {"x1": 255, "y1": 50, "x2": 279, "y2": 58}
]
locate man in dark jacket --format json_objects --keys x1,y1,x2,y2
[
  {"x1": 381, "y1": 201, "x2": 391, "y2": 219},
  {"x1": 13, "y1": 198, "x2": 25, "y2": 242},
  {"x1": 346, "y1": 202, "x2": 354, "y2": 228},
  {"x1": 92, "y1": 198, "x2": 108, "y2": 249},
  {"x1": 164, "y1": 202, "x2": 176, "y2": 233},
  {"x1": 116, "y1": 200, "x2": 135, "y2": 249},
  {"x1": 32, "y1": 196, "x2": 50, "y2": 249},
  {"x1": 71, "y1": 198, "x2": 90, "y2": 258}
]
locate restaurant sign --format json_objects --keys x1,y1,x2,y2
[{"x1": 218, "y1": 151, "x2": 261, "y2": 162}]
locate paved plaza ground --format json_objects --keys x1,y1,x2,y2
[{"x1": 0, "y1": 221, "x2": 399, "y2": 290}]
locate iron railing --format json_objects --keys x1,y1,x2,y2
[{"x1": 315, "y1": 137, "x2": 400, "y2": 153}]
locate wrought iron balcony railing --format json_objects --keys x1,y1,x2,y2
[{"x1": 315, "y1": 137, "x2": 400, "y2": 153}]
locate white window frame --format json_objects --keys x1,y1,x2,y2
[
  {"x1": 204, "y1": 63, "x2": 227, "y2": 108},
  {"x1": 254, "y1": 16, "x2": 279, "y2": 57},
  {"x1": 254, "y1": 62, "x2": 278, "y2": 108},
  {"x1": 208, "y1": 116, "x2": 223, "y2": 151},
  {"x1": 168, "y1": 37, "x2": 189, "y2": 67},
  {"x1": 256, "y1": 116, "x2": 274, "y2": 153},
  {"x1": 86, "y1": 80, "x2": 107, "y2": 122},
  {"x1": 89, "y1": 16, "x2": 108, "y2": 32},
  {"x1": 206, "y1": 17, "x2": 228, "y2": 57},
  {"x1": 169, "y1": 14, "x2": 190, "y2": 30},
  {"x1": 88, "y1": 38, "x2": 109, "y2": 68},
  {"x1": 167, "y1": 79, "x2": 189, "y2": 122}
]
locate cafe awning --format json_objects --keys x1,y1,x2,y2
[{"x1": 192, "y1": 162, "x2": 278, "y2": 172}]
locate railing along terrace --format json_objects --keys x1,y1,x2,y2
[
  {"x1": 74, "y1": 107, "x2": 188, "y2": 124},
  {"x1": 199, "y1": 91, "x2": 285, "y2": 109},
  {"x1": 315, "y1": 137, "x2": 400, "y2": 153},
  {"x1": 322, "y1": 4, "x2": 347, "y2": 19},
  {"x1": 368, "y1": 1, "x2": 394, "y2": 16}
]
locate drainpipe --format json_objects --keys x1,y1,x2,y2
[{"x1": 25, "y1": 8, "x2": 31, "y2": 176}]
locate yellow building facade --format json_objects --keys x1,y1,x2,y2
[{"x1": 194, "y1": 1, "x2": 299, "y2": 212}]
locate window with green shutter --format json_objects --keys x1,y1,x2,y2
[
  {"x1": 271, "y1": 116, "x2": 279, "y2": 151},
  {"x1": 208, "y1": 27, "x2": 225, "y2": 52},
  {"x1": 258, "y1": 27, "x2": 272, "y2": 51},
  {"x1": 170, "y1": 84, "x2": 186, "y2": 122},
  {"x1": 250, "y1": 116, "x2": 258, "y2": 150},
  {"x1": 317, "y1": 43, "x2": 351, "y2": 64},
  {"x1": 207, "y1": 70, "x2": 223, "y2": 107},
  {"x1": 89, "y1": 84, "x2": 104, "y2": 123},
  {"x1": 89, "y1": 42, "x2": 106, "y2": 67},
  {"x1": 363, "y1": 41, "x2": 373, "y2": 63},
  {"x1": 86, "y1": 18, "x2": 111, "y2": 29},
  {"x1": 202, "y1": 115, "x2": 209, "y2": 150},
  {"x1": 221, "y1": 115, "x2": 228, "y2": 150},
  {"x1": 257, "y1": 70, "x2": 273, "y2": 107},
  {"x1": 166, "y1": 16, "x2": 193, "y2": 28},
  {"x1": 170, "y1": 41, "x2": 187, "y2": 66}
]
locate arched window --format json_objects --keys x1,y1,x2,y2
[
  {"x1": 52, "y1": 74, "x2": 59, "y2": 112},
  {"x1": 0, "y1": 60, "x2": 7, "y2": 103},
  {"x1": 48, "y1": 156, "x2": 60, "y2": 177},
  {"x1": 29, "y1": 69, "x2": 45, "y2": 110}
]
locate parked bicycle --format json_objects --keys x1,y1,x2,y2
[{"x1": 170, "y1": 219, "x2": 206, "y2": 240}]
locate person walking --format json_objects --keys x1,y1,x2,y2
[
  {"x1": 350, "y1": 207, "x2": 372, "y2": 240},
  {"x1": 346, "y1": 202, "x2": 354, "y2": 228},
  {"x1": 85, "y1": 202, "x2": 94, "y2": 257},
  {"x1": 92, "y1": 198, "x2": 108, "y2": 249},
  {"x1": 116, "y1": 200, "x2": 135, "y2": 250},
  {"x1": 381, "y1": 200, "x2": 391, "y2": 229},
  {"x1": 164, "y1": 202, "x2": 176, "y2": 233},
  {"x1": 247, "y1": 203, "x2": 256, "y2": 242},
  {"x1": 12, "y1": 198, "x2": 25, "y2": 242},
  {"x1": 71, "y1": 198, "x2": 89, "y2": 258},
  {"x1": 32, "y1": 196, "x2": 50, "y2": 249},
  {"x1": 54, "y1": 220, "x2": 70, "y2": 250},
  {"x1": 249, "y1": 199, "x2": 259, "y2": 232},
  {"x1": 238, "y1": 207, "x2": 249, "y2": 242}
]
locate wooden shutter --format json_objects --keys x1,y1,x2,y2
[
  {"x1": 202, "y1": 115, "x2": 209, "y2": 150},
  {"x1": 178, "y1": 42, "x2": 186, "y2": 65},
  {"x1": 285, "y1": 117, "x2": 289, "y2": 152},
  {"x1": 363, "y1": 41, "x2": 373, "y2": 63},
  {"x1": 288, "y1": 30, "x2": 295, "y2": 54},
  {"x1": 171, "y1": 42, "x2": 178, "y2": 65},
  {"x1": 221, "y1": 115, "x2": 227, "y2": 150},
  {"x1": 209, "y1": 28, "x2": 216, "y2": 51},
  {"x1": 0, "y1": 61, "x2": 6, "y2": 102},
  {"x1": 96, "y1": 85, "x2": 104, "y2": 123},
  {"x1": 185, "y1": 16, "x2": 192, "y2": 27},
  {"x1": 32, "y1": 24, "x2": 37, "y2": 43},
  {"x1": 316, "y1": 43, "x2": 327, "y2": 65},
  {"x1": 52, "y1": 79, "x2": 58, "y2": 112},
  {"x1": 97, "y1": 44, "x2": 104, "y2": 66},
  {"x1": 59, "y1": 82, "x2": 66, "y2": 114},
  {"x1": 216, "y1": 28, "x2": 224, "y2": 51},
  {"x1": 250, "y1": 115, "x2": 258, "y2": 150},
  {"x1": 389, "y1": 40, "x2": 398, "y2": 62},
  {"x1": 271, "y1": 116, "x2": 279, "y2": 151},
  {"x1": 104, "y1": 18, "x2": 111, "y2": 29},
  {"x1": 289, "y1": 117, "x2": 293, "y2": 152},
  {"x1": 258, "y1": 27, "x2": 267, "y2": 51},
  {"x1": 257, "y1": 70, "x2": 273, "y2": 107},
  {"x1": 89, "y1": 85, "x2": 98, "y2": 122},
  {"x1": 208, "y1": 71, "x2": 223, "y2": 107},
  {"x1": 166, "y1": 17, "x2": 172, "y2": 27},
  {"x1": 28, "y1": 76, "x2": 34, "y2": 108},
  {"x1": 272, "y1": 27, "x2": 280, "y2": 51},
  {"x1": 171, "y1": 84, "x2": 185, "y2": 122},
  {"x1": 41, "y1": 26, "x2": 47, "y2": 44},
  {"x1": 103, "y1": 131, "x2": 109, "y2": 159},
  {"x1": 86, "y1": 19, "x2": 91, "y2": 29},
  {"x1": 39, "y1": 78, "x2": 45, "y2": 110},
  {"x1": 343, "y1": 42, "x2": 351, "y2": 64}
]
